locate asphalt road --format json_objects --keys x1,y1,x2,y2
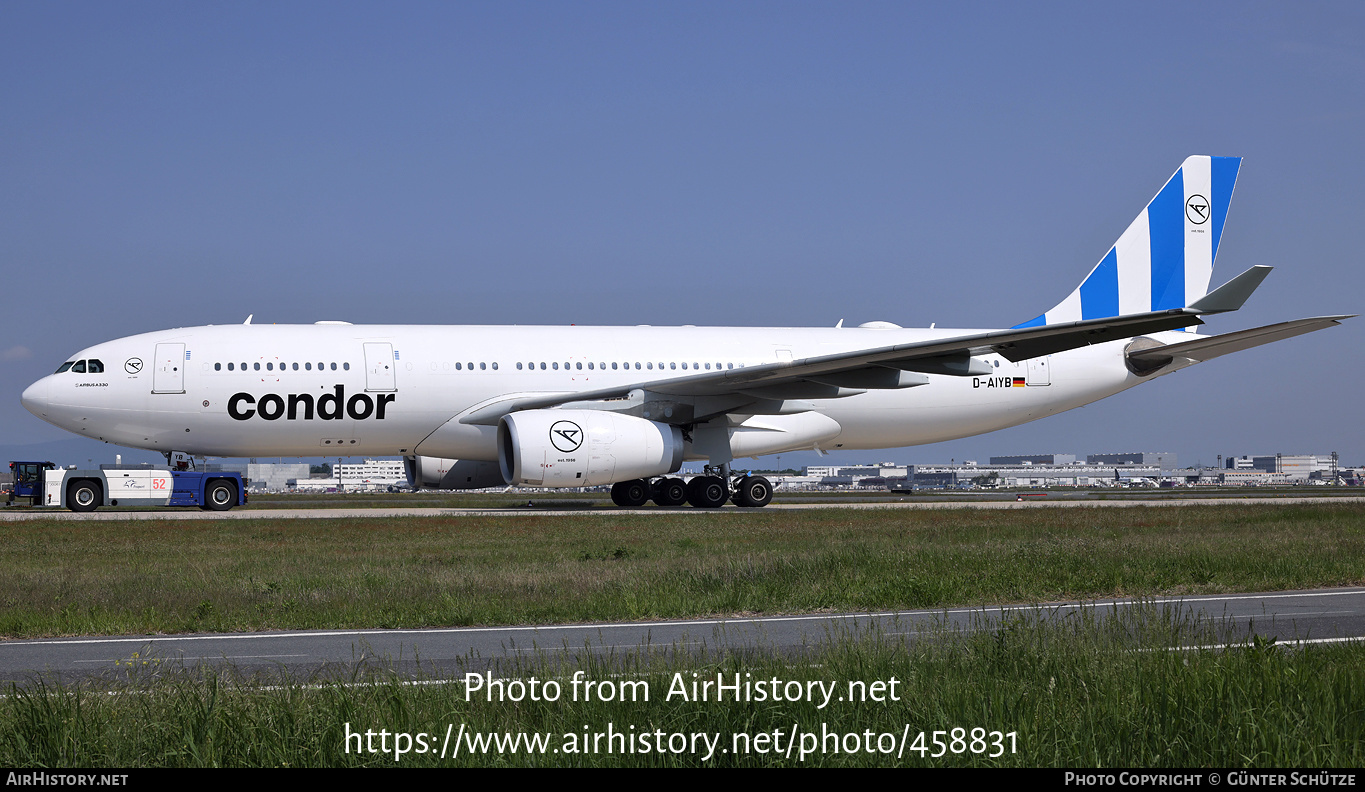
[{"x1": 3, "y1": 588, "x2": 1362, "y2": 685}]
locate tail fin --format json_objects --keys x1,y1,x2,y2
[{"x1": 1014, "y1": 155, "x2": 1242, "y2": 328}]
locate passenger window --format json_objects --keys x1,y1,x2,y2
[
  {"x1": 330, "y1": 363, "x2": 337, "y2": 371},
  {"x1": 611, "y1": 363, "x2": 618, "y2": 370},
  {"x1": 576, "y1": 362, "x2": 582, "y2": 370},
  {"x1": 492, "y1": 362, "x2": 498, "y2": 370},
  {"x1": 588, "y1": 362, "x2": 594, "y2": 370},
  {"x1": 647, "y1": 363, "x2": 653, "y2": 370},
  {"x1": 344, "y1": 362, "x2": 350, "y2": 371},
  {"x1": 254, "y1": 363, "x2": 261, "y2": 371},
  {"x1": 670, "y1": 362, "x2": 676, "y2": 370},
  {"x1": 540, "y1": 362, "x2": 546, "y2": 370},
  {"x1": 73, "y1": 361, "x2": 87, "y2": 373},
  {"x1": 215, "y1": 363, "x2": 221, "y2": 371},
  {"x1": 635, "y1": 362, "x2": 641, "y2": 370},
  {"x1": 480, "y1": 362, "x2": 486, "y2": 370},
  {"x1": 456, "y1": 362, "x2": 462, "y2": 370},
  {"x1": 553, "y1": 362, "x2": 558, "y2": 370},
  {"x1": 87, "y1": 359, "x2": 104, "y2": 373},
  {"x1": 517, "y1": 362, "x2": 523, "y2": 370},
  {"x1": 56, "y1": 362, "x2": 74, "y2": 374},
  {"x1": 228, "y1": 363, "x2": 235, "y2": 371},
  {"x1": 305, "y1": 362, "x2": 312, "y2": 370},
  {"x1": 267, "y1": 362, "x2": 273, "y2": 371},
  {"x1": 293, "y1": 363, "x2": 299, "y2": 371}
]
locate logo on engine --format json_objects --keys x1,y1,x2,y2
[{"x1": 549, "y1": 420, "x2": 583, "y2": 452}]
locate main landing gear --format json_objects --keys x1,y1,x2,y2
[{"x1": 608, "y1": 468, "x2": 774, "y2": 509}]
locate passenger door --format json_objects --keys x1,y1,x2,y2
[
  {"x1": 364, "y1": 342, "x2": 397, "y2": 392},
  {"x1": 152, "y1": 343, "x2": 186, "y2": 394}
]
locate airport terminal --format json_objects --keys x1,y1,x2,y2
[{"x1": 14, "y1": 450, "x2": 1348, "y2": 496}]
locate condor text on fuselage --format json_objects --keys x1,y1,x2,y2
[{"x1": 227, "y1": 386, "x2": 397, "y2": 422}]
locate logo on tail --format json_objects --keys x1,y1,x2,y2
[{"x1": 1186, "y1": 194, "x2": 1209, "y2": 224}]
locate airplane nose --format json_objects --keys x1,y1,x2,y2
[{"x1": 20, "y1": 376, "x2": 51, "y2": 417}]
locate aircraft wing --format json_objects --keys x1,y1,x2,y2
[
  {"x1": 456, "y1": 265, "x2": 1344, "y2": 426},
  {"x1": 460, "y1": 307, "x2": 1208, "y2": 425}
]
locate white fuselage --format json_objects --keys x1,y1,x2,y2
[{"x1": 21, "y1": 323, "x2": 1173, "y2": 462}]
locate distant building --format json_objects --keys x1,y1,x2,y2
[
  {"x1": 899, "y1": 461, "x2": 1162, "y2": 489},
  {"x1": 1087, "y1": 452, "x2": 1175, "y2": 468},
  {"x1": 1248, "y1": 454, "x2": 1338, "y2": 480},
  {"x1": 204, "y1": 458, "x2": 407, "y2": 491},
  {"x1": 206, "y1": 462, "x2": 311, "y2": 491},
  {"x1": 804, "y1": 464, "x2": 907, "y2": 485},
  {"x1": 335, "y1": 460, "x2": 407, "y2": 489},
  {"x1": 990, "y1": 454, "x2": 1076, "y2": 466}
]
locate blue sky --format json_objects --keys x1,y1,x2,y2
[{"x1": 2, "y1": 1, "x2": 1361, "y2": 468}]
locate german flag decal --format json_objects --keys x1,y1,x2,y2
[{"x1": 1013, "y1": 377, "x2": 1026, "y2": 387}]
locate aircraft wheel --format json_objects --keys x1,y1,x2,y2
[
  {"x1": 687, "y1": 476, "x2": 728, "y2": 508},
  {"x1": 205, "y1": 479, "x2": 237, "y2": 511},
  {"x1": 68, "y1": 480, "x2": 101, "y2": 513},
  {"x1": 611, "y1": 479, "x2": 650, "y2": 508},
  {"x1": 732, "y1": 475, "x2": 773, "y2": 508},
  {"x1": 652, "y1": 477, "x2": 687, "y2": 506}
]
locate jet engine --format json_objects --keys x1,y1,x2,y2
[
  {"x1": 498, "y1": 409, "x2": 684, "y2": 487},
  {"x1": 407, "y1": 455, "x2": 505, "y2": 490}
]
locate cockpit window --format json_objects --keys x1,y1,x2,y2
[
  {"x1": 55, "y1": 362, "x2": 74, "y2": 374},
  {"x1": 72, "y1": 360, "x2": 87, "y2": 373},
  {"x1": 87, "y1": 359, "x2": 104, "y2": 373}
]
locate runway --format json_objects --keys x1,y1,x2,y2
[
  {"x1": 3, "y1": 588, "x2": 1362, "y2": 685},
  {"x1": 3, "y1": 495, "x2": 1363, "y2": 521}
]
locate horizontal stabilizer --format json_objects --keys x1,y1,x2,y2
[
  {"x1": 1127, "y1": 315, "x2": 1354, "y2": 365},
  {"x1": 1186, "y1": 265, "x2": 1272, "y2": 314}
]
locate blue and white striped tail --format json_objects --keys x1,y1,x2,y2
[{"x1": 1014, "y1": 156, "x2": 1242, "y2": 329}]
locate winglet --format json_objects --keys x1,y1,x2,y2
[{"x1": 1186, "y1": 265, "x2": 1272, "y2": 314}]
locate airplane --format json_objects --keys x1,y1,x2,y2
[{"x1": 19, "y1": 156, "x2": 1352, "y2": 509}]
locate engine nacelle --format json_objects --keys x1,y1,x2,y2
[
  {"x1": 408, "y1": 455, "x2": 505, "y2": 490},
  {"x1": 498, "y1": 409, "x2": 684, "y2": 487}
]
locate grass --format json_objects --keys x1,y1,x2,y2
[
  {"x1": 2, "y1": 604, "x2": 1362, "y2": 766},
  {"x1": 0, "y1": 503, "x2": 1361, "y2": 638}
]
